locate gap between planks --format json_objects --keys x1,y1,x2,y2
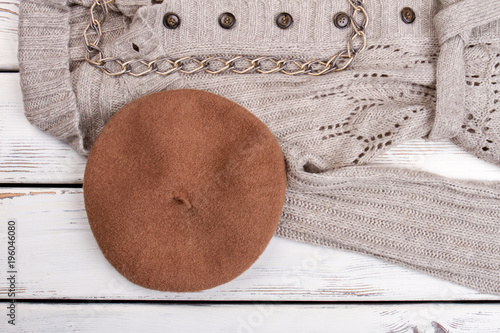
[{"x1": 1, "y1": 302, "x2": 500, "y2": 333}]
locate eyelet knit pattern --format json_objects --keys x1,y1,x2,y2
[
  {"x1": 18, "y1": 0, "x2": 500, "y2": 294},
  {"x1": 453, "y1": 43, "x2": 500, "y2": 166}
]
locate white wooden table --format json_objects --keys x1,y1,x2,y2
[{"x1": 1, "y1": 2, "x2": 500, "y2": 332}]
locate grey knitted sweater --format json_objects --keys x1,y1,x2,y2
[{"x1": 18, "y1": 0, "x2": 500, "y2": 295}]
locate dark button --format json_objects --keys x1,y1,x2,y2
[
  {"x1": 276, "y1": 12, "x2": 293, "y2": 29},
  {"x1": 333, "y1": 12, "x2": 350, "y2": 29},
  {"x1": 163, "y1": 13, "x2": 180, "y2": 29},
  {"x1": 401, "y1": 7, "x2": 416, "y2": 24},
  {"x1": 151, "y1": 0, "x2": 163, "y2": 4},
  {"x1": 219, "y1": 12, "x2": 236, "y2": 29}
]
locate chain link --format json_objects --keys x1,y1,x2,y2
[{"x1": 84, "y1": 0, "x2": 368, "y2": 77}]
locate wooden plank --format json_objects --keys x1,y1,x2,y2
[
  {"x1": 2, "y1": 73, "x2": 500, "y2": 184},
  {"x1": 1, "y1": 188, "x2": 499, "y2": 301},
  {"x1": 0, "y1": 1, "x2": 19, "y2": 70},
  {"x1": 2, "y1": 302, "x2": 500, "y2": 332},
  {"x1": 0, "y1": 74, "x2": 87, "y2": 184}
]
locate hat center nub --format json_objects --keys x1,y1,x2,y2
[{"x1": 172, "y1": 190, "x2": 193, "y2": 211}]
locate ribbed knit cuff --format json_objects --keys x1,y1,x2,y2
[
  {"x1": 18, "y1": 0, "x2": 85, "y2": 154},
  {"x1": 278, "y1": 146, "x2": 500, "y2": 295}
]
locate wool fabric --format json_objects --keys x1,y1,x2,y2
[
  {"x1": 83, "y1": 89, "x2": 287, "y2": 292},
  {"x1": 18, "y1": 0, "x2": 500, "y2": 294}
]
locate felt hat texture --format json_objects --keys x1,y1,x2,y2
[{"x1": 83, "y1": 89, "x2": 287, "y2": 292}]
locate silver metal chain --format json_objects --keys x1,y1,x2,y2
[{"x1": 84, "y1": 0, "x2": 368, "y2": 77}]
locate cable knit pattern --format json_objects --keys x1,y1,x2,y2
[{"x1": 18, "y1": 0, "x2": 500, "y2": 295}]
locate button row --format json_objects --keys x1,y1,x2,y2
[{"x1": 163, "y1": 8, "x2": 416, "y2": 30}]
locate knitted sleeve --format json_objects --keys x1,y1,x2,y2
[{"x1": 278, "y1": 144, "x2": 500, "y2": 295}]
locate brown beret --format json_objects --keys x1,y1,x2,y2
[{"x1": 83, "y1": 89, "x2": 287, "y2": 292}]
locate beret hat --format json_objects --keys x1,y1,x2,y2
[
  {"x1": 83, "y1": 89, "x2": 287, "y2": 292},
  {"x1": 18, "y1": 0, "x2": 500, "y2": 294}
]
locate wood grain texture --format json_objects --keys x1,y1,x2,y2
[
  {"x1": 1, "y1": 188, "x2": 499, "y2": 301},
  {"x1": 2, "y1": 72, "x2": 500, "y2": 184},
  {"x1": 0, "y1": 1, "x2": 18, "y2": 70},
  {"x1": 0, "y1": 74, "x2": 87, "y2": 184},
  {"x1": 2, "y1": 302, "x2": 500, "y2": 333}
]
